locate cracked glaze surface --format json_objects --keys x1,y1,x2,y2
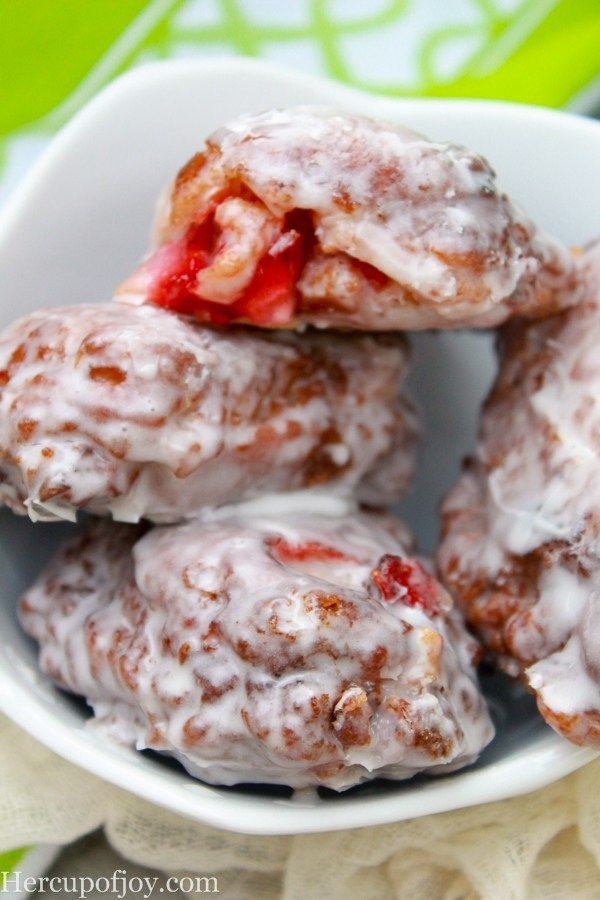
[
  {"x1": 120, "y1": 107, "x2": 579, "y2": 330},
  {"x1": 20, "y1": 511, "x2": 493, "y2": 790},
  {"x1": 0, "y1": 301, "x2": 416, "y2": 523},
  {"x1": 438, "y1": 243, "x2": 600, "y2": 747}
]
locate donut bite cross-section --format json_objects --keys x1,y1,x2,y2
[{"x1": 119, "y1": 108, "x2": 579, "y2": 331}]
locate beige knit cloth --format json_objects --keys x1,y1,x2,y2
[{"x1": 1, "y1": 714, "x2": 599, "y2": 899}]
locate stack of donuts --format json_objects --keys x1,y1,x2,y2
[{"x1": 2, "y1": 108, "x2": 596, "y2": 792}]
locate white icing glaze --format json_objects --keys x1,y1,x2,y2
[
  {"x1": 195, "y1": 198, "x2": 280, "y2": 303},
  {"x1": 0, "y1": 302, "x2": 417, "y2": 523},
  {"x1": 19, "y1": 513, "x2": 493, "y2": 790},
  {"x1": 195, "y1": 489, "x2": 358, "y2": 522},
  {"x1": 528, "y1": 632, "x2": 600, "y2": 719},
  {"x1": 120, "y1": 106, "x2": 579, "y2": 330},
  {"x1": 438, "y1": 242, "x2": 600, "y2": 745}
]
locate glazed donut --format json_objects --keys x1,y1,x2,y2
[
  {"x1": 118, "y1": 107, "x2": 579, "y2": 331},
  {"x1": 0, "y1": 301, "x2": 416, "y2": 523},
  {"x1": 19, "y1": 509, "x2": 494, "y2": 790},
  {"x1": 438, "y1": 242, "x2": 600, "y2": 747}
]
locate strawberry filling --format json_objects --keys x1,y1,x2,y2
[
  {"x1": 370, "y1": 555, "x2": 442, "y2": 616},
  {"x1": 267, "y1": 537, "x2": 357, "y2": 565},
  {"x1": 353, "y1": 258, "x2": 389, "y2": 290},
  {"x1": 148, "y1": 204, "x2": 314, "y2": 327}
]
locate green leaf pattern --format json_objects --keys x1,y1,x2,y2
[{"x1": 1, "y1": 0, "x2": 599, "y2": 203}]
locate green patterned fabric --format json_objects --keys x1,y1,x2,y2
[
  {"x1": 1, "y1": 0, "x2": 599, "y2": 202},
  {"x1": 0, "y1": 846, "x2": 26, "y2": 877}
]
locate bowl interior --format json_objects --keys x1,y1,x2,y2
[{"x1": 0, "y1": 59, "x2": 598, "y2": 833}]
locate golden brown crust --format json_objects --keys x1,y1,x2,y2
[
  {"x1": 120, "y1": 109, "x2": 579, "y2": 330},
  {"x1": 438, "y1": 243, "x2": 600, "y2": 747}
]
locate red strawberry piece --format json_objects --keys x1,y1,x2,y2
[
  {"x1": 150, "y1": 204, "x2": 313, "y2": 327},
  {"x1": 267, "y1": 537, "x2": 356, "y2": 565},
  {"x1": 370, "y1": 555, "x2": 441, "y2": 616}
]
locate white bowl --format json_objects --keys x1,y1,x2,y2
[{"x1": 0, "y1": 58, "x2": 598, "y2": 835}]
